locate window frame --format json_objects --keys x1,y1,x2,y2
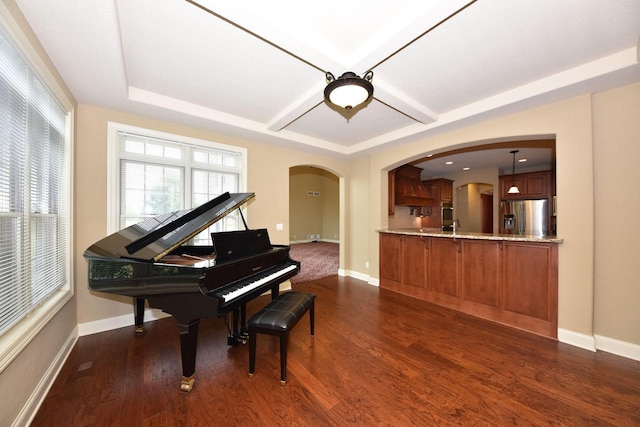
[
  {"x1": 0, "y1": 4, "x2": 74, "y2": 373},
  {"x1": 107, "y1": 122, "x2": 248, "y2": 235}
]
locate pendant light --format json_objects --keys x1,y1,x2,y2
[
  {"x1": 508, "y1": 150, "x2": 520, "y2": 194},
  {"x1": 324, "y1": 71, "x2": 374, "y2": 111}
]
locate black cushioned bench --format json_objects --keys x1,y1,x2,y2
[{"x1": 248, "y1": 291, "x2": 316, "y2": 385}]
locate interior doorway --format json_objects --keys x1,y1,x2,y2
[
  {"x1": 456, "y1": 183, "x2": 493, "y2": 233},
  {"x1": 289, "y1": 165, "x2": 340, "y2": 283}
]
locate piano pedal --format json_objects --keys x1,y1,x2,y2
[
  {"x1": 227, "y1": 334, "x2": 249, "y2": 346},
  {"x1": 134, "y1": 325, "x2": 145, "y2": 334}
]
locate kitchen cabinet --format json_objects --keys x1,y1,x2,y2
[
  {"x1": 379, "y1": 232, "x2": 558, "y2": 338},
  {"x1": 502, "y1": 241, "x2": 558, "y2": 325},
  {"x1": 379, "y1": 232, "x2": 403, "y2": 286},
  {"x1": 423, "y1": 178, "x2": 453, "y2": 202},
  {"x1": 379, "y1": 233, "x2": 429, "y2": 291},
  {"x1": 403, "y1": 235, "x2": 428, "y2": 289},
  {"x1": 460, "y1": 239, "x2": 501, "y2": 308},
  {"x1": 421, "y1": 178, "x2": 454, "y2": 228},
  {"x1": 428, "y1": 237, "x2": 458, "y2": 297},
  {"x1": 499, "y1": 171, "x2": 552, "y2": 200}
]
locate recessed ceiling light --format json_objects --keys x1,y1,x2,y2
[
  {"x1": 445, "y1": 161, "x2": 453, "y2": 165},
  {"x1": 463, "y1": 167, "x2": 470, "y2": 171},
  {"x1": 518, "y1": 158, "x2": 527, "y2": 163}
]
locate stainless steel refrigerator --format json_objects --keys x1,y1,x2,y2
[{"x1": 500, "y1": 199, "x2": 548, "y2": 236}]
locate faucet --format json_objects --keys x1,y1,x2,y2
[{"x1": 453, "y1": 219, "x2": 461, "y2": 234}]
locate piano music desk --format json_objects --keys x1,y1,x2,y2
[{"x1": 248, "y1": 291, "x2": 316, "y2": 385}]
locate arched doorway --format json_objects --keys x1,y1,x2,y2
[{"x1": 288, "y1": 165, "x2": 340, "y2": 283}]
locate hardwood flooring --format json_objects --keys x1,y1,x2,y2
[{"x1": 32, "y1": 276, "x2": 640, "y2": 426}]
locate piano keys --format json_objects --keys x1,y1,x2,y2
[{"x1": 83, "y1": 192, "x2": 300, "y2": 392}]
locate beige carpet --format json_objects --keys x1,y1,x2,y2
[{"x1": 289, "y1": 242, "x2": 339, "y2": 284}]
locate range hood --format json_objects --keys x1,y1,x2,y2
[{"x1": 392, "y1": 165, "x2": 433, "y2": 207}]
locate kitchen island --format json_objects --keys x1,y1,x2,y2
[{"x1": 378, "y1": 228, "x2": 563, "y2": 338}]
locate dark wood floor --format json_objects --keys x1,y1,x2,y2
[{"x1": 32, "y1": 276, "x2": 640, "y2": 426}]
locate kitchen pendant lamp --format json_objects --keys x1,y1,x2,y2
[
  {"x1": 508, "y1": 150, "x2": 520, "y2": 194},
  {"x1": 324, "y1": 71, "x2": 374, "y2": 110}
]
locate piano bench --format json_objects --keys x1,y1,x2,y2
[{"x1": 248, "y1": 291, "x2": 315, "y2": 385}]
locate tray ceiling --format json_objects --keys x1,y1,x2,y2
[{"x1": 15, "y1": 0, "x2": 640, "y2": 161}]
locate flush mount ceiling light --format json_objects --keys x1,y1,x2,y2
[
  {"x1": 324, "y1": 71, "x2": 374, "y2": 111},
  {"x1": 508, "y1": 150, "x2": 521, "y2": 194}
]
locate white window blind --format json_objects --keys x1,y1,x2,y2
[
  {"x1": 0, "y1": 26, "x2": 70, "y2": 336},
  {"x1": 116, "y1": 130, "x2": 243, "y2": 244}
]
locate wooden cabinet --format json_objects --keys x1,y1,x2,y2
[
  {"x1": 502, "y1": 241, "x2": 558, "y2": 327},
  {"x1": 379, "y1": 232, "x2": 403, "y2": 286},
  {"x1": 379, "y1": 232, "x2": 558, "y2": 338},
  {"x1": 403, "y1": 235, "x2": 428, "y2": 289},
  {"x1": 460, "y1": 239, "x2": 501, "y2": 308},
  {"x1": 428, "y1": 237, "x2": 458, "y2": 297},
  {"x1": 379, "y1": 233, "x2": 429, "y2": 292},
  {"x1": 500, "y1": 171, "x2": 552, "y2": 200},
  {"x1": 423, "y1": 178, "x2": 453, "y2": 202},
  {"x1": 421, "y1": 178, "x2": 454, "y2": 228}
]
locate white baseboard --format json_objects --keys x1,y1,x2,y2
[
  {"x1": 16, "y1": 327, "x2": 78, "y2": 427},
  {"x1": 78, "y1": 308, "x2": 170, "y2": 336},
  {"x1": 594, "y1": 334, "x2": 640, "y2": 362},
  {"x1": 558, "y1": 329, "x2": 640, "y2": 361},
  {"x1": 342, "y1": 269, "x2": 378, "y2": 286},
  {"x1": 557, "y1": 328, "x2": 596, "y2": 351}
]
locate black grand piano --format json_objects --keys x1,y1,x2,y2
[{"x1": 83, "y1": 192, "x2": 300, "y2": 392}]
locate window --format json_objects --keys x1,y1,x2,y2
[
  {"x1": 109, "y1": 124, "x2": 246, "y2": 244},
  {"x1": 0, "y1": 19, "x2": 72, "y2": 353}
]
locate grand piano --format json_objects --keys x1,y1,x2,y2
[{"x1": 83, "y1": 192, "x2": 300, "y2": 392}]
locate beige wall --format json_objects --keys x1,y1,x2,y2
[
  {"x1": 321, "y1": 171, "x2": 340, "y2": 241},
  {"x1": 347, "y1": 157, "x2": 372, "y2": 277},
  {"x1": 592, "y1": 84, "x2": 640, "y2": 345}
]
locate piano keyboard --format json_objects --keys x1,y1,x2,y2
[{"x1": 219, "y1": 264, "x2": 297, "y2": 302}]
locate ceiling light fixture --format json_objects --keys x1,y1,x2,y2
[
  {"x1": 508, "y1": 150, "x2": 520, "y2": 194},
  {"x1": 324, "y1": 71, "x2": 374, "y2": 110}
]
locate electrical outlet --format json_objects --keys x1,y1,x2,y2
[{"x1": 365, "y1": 261, "x2": 369, "y2": 269}]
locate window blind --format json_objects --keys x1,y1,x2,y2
[{"x1": 0, "y1": 26, "x2": 70, "y2": 336}]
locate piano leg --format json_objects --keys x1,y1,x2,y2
[
  {"x1": 133, "y1": 297, "x2": 145, "y2": 334},
  {"x1": 177, "y1": 319, "x2": 199, "y2": 392},
  {"x1": 240, "y1": 303, "x2": 248, "y2": 337}
]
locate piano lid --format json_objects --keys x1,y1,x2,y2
[{"x1": 84, "y1": 192, "x2": 255, "y2": 262}]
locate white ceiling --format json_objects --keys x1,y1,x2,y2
[
  {"x1": 14, "y1": 0, "x2": 640, "y2": 170},
  {"x1": 415, "y1": 145, "x2": 555, "y2": 178}
]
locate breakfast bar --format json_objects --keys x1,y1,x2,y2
[{"x1": 378, "y1": 228, "x2": 563, "y2": 338}]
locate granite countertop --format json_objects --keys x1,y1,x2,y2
[{"x1": 378, "y1": 228, "x2": 563, "y2": 243}]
